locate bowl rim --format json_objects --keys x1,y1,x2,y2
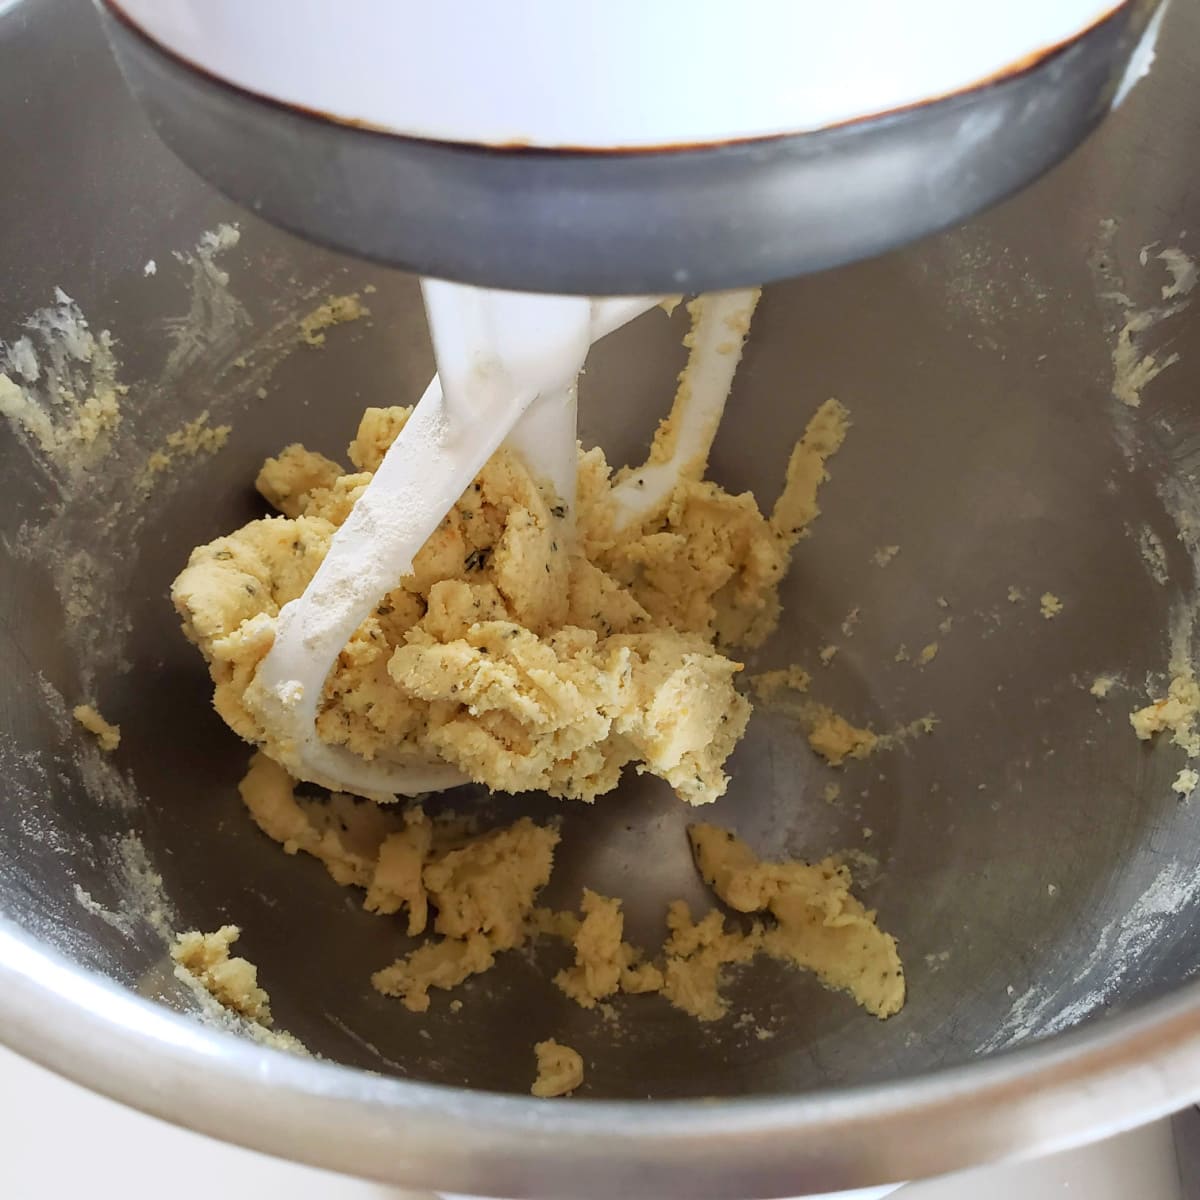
[{"x1": 3, "y1": 912, "x2": 1199, "y2": 1198}]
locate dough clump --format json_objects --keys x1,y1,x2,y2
[
  {"x1": 172, "y1": 924, "x2": 271, "y2": 1022},
  {"x1": 172, "y1": 921, "x2": 309, "y2": 1055},
  {"x1": 531, "y1": 1040, "x2": 584, "y2": 1098},
  {"x1": 238, "y1": 755, "x2": 904, "y2": 1024},
  {"x1": 174, "y1": 398, "x2": 846, "y2": 805},
  {"x1": 73, "y1": 703, "x2": 120, "y2": 752},
  {"x1": 1130, "y1": 673, "x2": 1200, "y2": 756}
]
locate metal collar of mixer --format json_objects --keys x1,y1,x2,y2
[{"x1": 97, "y1": 0, "x2": 1159, "y2": 295}]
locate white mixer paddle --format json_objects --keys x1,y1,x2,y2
[
  {"x1": 502, "y1": 297, "x2": 662, "y2": 544},
  {"x1": 244, "y1": 282, "x2": 661, "y2": 801},
  {"x1": 609, "y1": 288, "x2": 760, "y2": 533}
]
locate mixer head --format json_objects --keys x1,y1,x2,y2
[{"x1": 97, "y1": 0, "x2": 1162, "y2": 294}]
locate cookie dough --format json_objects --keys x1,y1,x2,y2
[
  {"x1": 172, "y1": 923, "x2": 309, "y2": 1054},
  {"x1": 689, "y1": 825, "x2": 905, "y2": 1018},
  {"x1": 804, "y1": 709, "x2": 879, "y2": 768},
  {"x1": 73, "y1": 703, "x2": 120, "y2": 752},
  {"x1": 531, "y1": 1040, "x2": 584, "y2": 1098},
  {"x1": 1130, "y1": 673, "x2": 1200, "y2": 756},
  {"x1": 172, "y1": 925, "x2": 271, "y2": 1022},
  {"x1": 550, "y1": 889, "x2": 663, "y2": 1009},
  {"x1": 140, "y1": 411, "x2": 231, "y2": 488},
  {"x1": 371, "y1": 816, "x2": 559, "y2": 1012},
  {"x1": 751, "y1": 666, "x2": 935, "y2": 769},
  {"x1": 1039, "y1": 592, "x2": 1064, "y2": 620},
  {"x1": 1172, "y1": 768, "x2": 1199, "y2": 797},
  {"x1": 751, "y1": 668, "x2": 878, "y2": 767},
  {"x1": 173, "y1": 364, "x2": 903, "y2": 1050},
  {"x1": 238, "y1": 754, "x2": 903, "y2": 1024},
  {"x1": 239, "y1": 752, "x2": 558, "y2": 1013},
  {"x1": 298, "y1": 293, "x2": 370, "y2": 348},
  {"x1": 174, "y1": 396, "x2": 846, "y2": 805}
]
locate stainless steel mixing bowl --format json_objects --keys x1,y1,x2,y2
[{"x1": 4, "y1": 1, "x2": 1200, "y2": 1197}]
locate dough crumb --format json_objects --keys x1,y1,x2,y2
[
  {"x1": 873, "y1": 714, "x2": 939, "y2": 753},
  {"x1": 552, "y1": 889, "x2": 659, "y2": 1009},
  {"x1": 823, "y1": 782, "x2": 841, "y2": 805},
  {"x1": 139, "y1": 410, "x2": 231, "y2": 488},
  {"x1": 818, "y1": 644, "x2": 839, "y2": 666},
  {"x1": 916, "y1": 642, "x2": 938, "y2": 667},
  {"x1": 689, "y1": 824, "x2": 904, "y2": 1018},
  {"x1": 1039, "y1": 592, "x2": 1064, "y2": 620},
  {"x1": 298, "y1": 293, "x2": 370, "y2": 348},
  {"x1": 254, "y1": 443, "x2": 343, "y2": 518},
  {"x1": 872, "y1": 545, "x2": 900, "y2": 568},
  {"x1": 531, "y1": 1039, "x2": 584, "y2": 1098},
  {"x1": 750, "y1": 668, "x2": 877, "y2": 767},
  {"x1": 1130, "y1": 674, "x2": 1200, "y2": 756},
  {"x1": 1007, "y1": 586, "x2": 1025, "y2": 604},
  {"x1": 805, "y1": 707, "x2": 878, "y2": 767},
  {"x1": 657, "y1": 901, "x2": 759, "y2": 1020},
  {"x1": 172, "y1": 925, "x2": 271, "y2": 1022},
  {"x1": 751, "y1": 665, "x2": 812, "y2": 705},
  {"x1": 1090, "y1": 674, "x2": 1116, "y2": 699},
  {"x1": 1173, "y1": 768, "x2": 1199, "y2": 797},
  {"x1": 73, "y1": 703, "x2": 120, "y2": 752},
  {"x1": 754, "y1": 665, "x2": 935, "y2": 765},
  {"x1": 370, "y1": 815, "x2": 559, "y2": 1011},
  {"x1": 171, "y1": 925, "x2": 308, "y2": 1054},
  {"x1": 841, "y1": 607, "x2": 861, "y2": 637}
]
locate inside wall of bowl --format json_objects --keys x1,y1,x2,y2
[{"x1": 3, "y1": 0, "x2": 1200, "y2": 1100}]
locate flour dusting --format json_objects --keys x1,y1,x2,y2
[
  {"x1": 0, "y1": 289, "x2": 125, "y2": 479},
  {"x1": 1106, "y1": 246, "x2": 1195, "y2": 408},
  {"x1": 979, "y1": 858, "x2": 1200, "y2": 1052},
  {"x1": 162, "y1": 223, "x2": 251, "y2": 379}
]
